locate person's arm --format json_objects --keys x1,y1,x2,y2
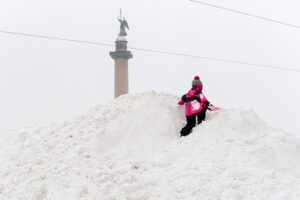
[
  {"x1": 200, "y1": 93, "x2": 211, "y2": 109},
  {"x1": 178, "y1": 95, "x2": 186, "y2": 105},
  {"x1": 203, "y1": 97, "x2": 217, "y2": 111},
  {"x1": 200, "y1": 93, "x2": 220, "y2": 111}
]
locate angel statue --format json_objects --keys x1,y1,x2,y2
[{"x1": 118, "y1": 9, "x2": 129, "y2": 37}]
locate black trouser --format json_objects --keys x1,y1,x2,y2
[{"x1": 180, "y1": 108, "x2": 207, "y2": 137}]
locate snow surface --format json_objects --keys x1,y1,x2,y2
[{"x1": 0, "y1": 91, "x2": 300, "y2": 200}]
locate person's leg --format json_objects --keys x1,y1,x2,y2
[
  {"x1": 180, "y1": 114, "x2": 196, "y2": 137},
  {"x1": 197, "y1": 108, "x2": 207, "y2": 124}
]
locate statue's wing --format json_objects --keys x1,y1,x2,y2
[{"x1": 123, "y1": 18, "x2": 129, "y2": 29}]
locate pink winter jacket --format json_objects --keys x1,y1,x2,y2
[{"x1": 178, "y1": 87, "x2": 209, "y2": 116}]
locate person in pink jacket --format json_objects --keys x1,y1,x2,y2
[{"x1": 178, "y1": 76, "x2": 214, "y2": 137}]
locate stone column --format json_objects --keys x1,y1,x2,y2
[{"x1": 109, "y1": 37, "x2": 133, "y2": 98}]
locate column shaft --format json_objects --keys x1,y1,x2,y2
[{"x1": 114, "y1": 59, "x2": 129, "y2": 98}]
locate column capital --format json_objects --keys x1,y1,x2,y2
[
  {"x1": 110, "y1": 51, "x2": 132, "y2": 60},
  {"x1": 109, "y1": 37, "x2": 133, "y2": 60}
]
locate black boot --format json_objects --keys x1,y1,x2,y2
[
  {"x1": 180, "y1": 126, "x2": 192, "y2": 137},
  {"x1": 180, "y1": 114, "x2": 196, "y2": 137}
]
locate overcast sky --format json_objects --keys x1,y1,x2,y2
[{"x1": 0, "y1": 0, "x2": 300, "y2": 136}]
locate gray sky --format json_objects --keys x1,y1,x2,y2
[{"x1": 0, "y1": 0, "x2": 300, "y2": 136}]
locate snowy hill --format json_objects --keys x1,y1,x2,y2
[{"x1": 0, "y1": 92, "x2": 300, "y2": 200}]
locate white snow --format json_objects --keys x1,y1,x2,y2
[{"x1": 0, "y1": 91, "x2": 300, "y2": 200}]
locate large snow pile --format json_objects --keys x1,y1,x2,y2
[{"x1": 0, "y1": 92, "x2": 300, "y2": 200}]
